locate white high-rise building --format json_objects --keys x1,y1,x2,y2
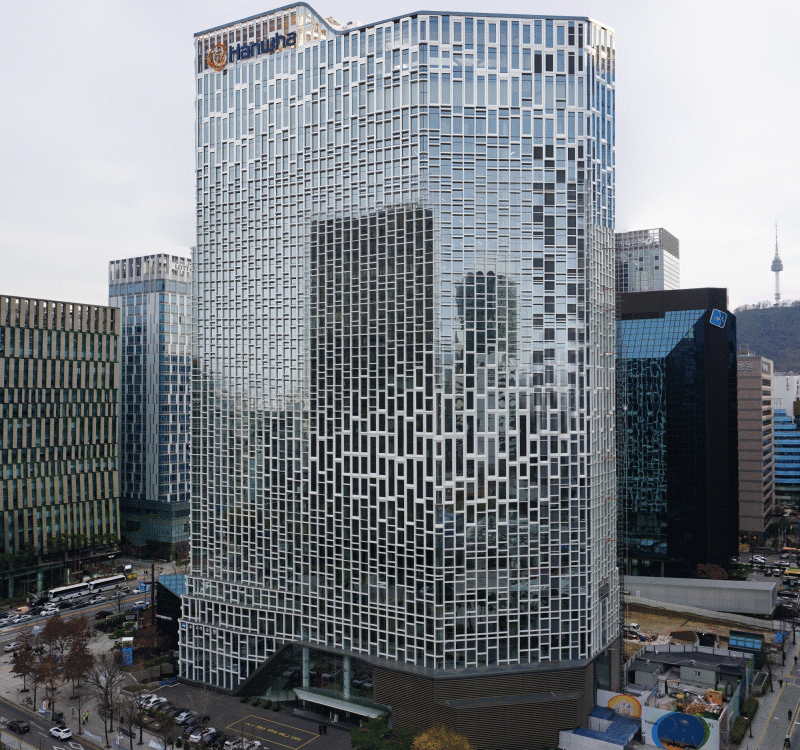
[
  {"x1": 615, "y1": 228, "x2": 679, "y2": 293},
  {"x1": 185, "y1": 7, "x2": 617, "y2": 748}
]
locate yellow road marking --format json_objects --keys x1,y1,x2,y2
[{"x1": 226, "y1": 715, "x2": 317, "y2": 750}]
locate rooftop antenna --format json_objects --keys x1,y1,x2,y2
[{"x1": 772, "y1": 223, "x2": 783, "y2": 306}]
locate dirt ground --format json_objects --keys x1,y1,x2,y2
[{"x1": 623, "y1": 602, "x2": 774, "y2": 660}]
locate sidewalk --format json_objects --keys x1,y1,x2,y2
[{"x1": 741, "y1": 634, "x2": 800, "y2": 750}]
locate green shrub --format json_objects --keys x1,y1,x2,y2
[
  {"x1": 251, "y1": 699, "x2": 260, "y2": 706},
  {"x1": 240, "y1": 697, "x2": 249, "y2": 703},
  {"x1": 730, "y1": 715, "x2": 749, "y2": 745},
  {"x1": 742, "y1": 696, "x2": 759, "y2": 719},
  {"x1": 176, "y1": 739, "x2": 183, "y2": 748},
  {"x1": 263, "y1": 700, "x2": 272, "y2": 709},
  {"x1": 272, "y1": 703, "x2": 280, "y2": 711}
]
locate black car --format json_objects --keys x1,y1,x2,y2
[
  {"x1": 7, "y1": 720, "x2": 30, "y2": 734},
  {"x1": 95, "y1": 610, "x2": 114, "y2": 620},
  {"x1": 203, "y1": 731, "x2": 224, "y2": 747},
  {"x1": 208, "y1": 733, "x2": 228, "y2": 750}
]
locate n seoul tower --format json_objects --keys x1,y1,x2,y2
[{"x1": 772, "y1": 223, "x2": 783, "y2": 306}]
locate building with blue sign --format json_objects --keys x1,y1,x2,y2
[
  {"x1": 108, "y1": 255, "x2": 192, "y2": 559},
  {"x1": 617, "y1": 288, "x2": 738, "y2": 577},
  {"x1": 186, "y1": 7, "x2": 618, "y2": 748}
]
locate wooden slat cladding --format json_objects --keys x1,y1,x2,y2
[{"x1": 374, "y1": 662, "x2": 594, "y2": 750}]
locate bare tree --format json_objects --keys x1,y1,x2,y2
[
  {"x1": 120, "y1": 693, "x2": 149, "y2": 747},
  {"x1": 40, "y1": 653, "x2": 69, "y2": 722},
  {"x1": 64, "y1": 618, "x2": 94, "y2": 692},
  {"x1": 151, "y1": 708, "x2": 177, "y2": 750},
  {"x1": 86, "y1": 652, "x2": 126, "y2": 748},
  {"x1": 71, "y1": 682, "x2": 92, "y2": 736},
  {"x1": 11, "y1": 640, "x2": 36, "y2": 692}
]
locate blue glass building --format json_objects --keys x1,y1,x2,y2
[
  {"x1": 618, "y1": 289, "x2": 738, "y2": 577},
  {"x1": 109, "y1": 255, "x2": 192, "y2": 558},
  {"x1": 774, "y1": 409, "x2": 800, "y2": 498}
]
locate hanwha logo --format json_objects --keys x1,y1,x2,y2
[{"x1": 207, "y1": 43, "x2": 227, "y2": 71}]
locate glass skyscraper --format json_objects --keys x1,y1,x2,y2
[
  {"x1": 109, "y1": 255, "x2": 192, "y2": 558},
  {"x1": 187, "y1": 7, "x2": 617, "y2": 747},
  {"x1": 617, "y1": 289, "x2": 738, "y2": 578}
]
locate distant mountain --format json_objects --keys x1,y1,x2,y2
[{"x1": 734, "y1": 303, "x2": 800, "y2": 372}]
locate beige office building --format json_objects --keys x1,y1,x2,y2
[{"x1": 737, "y1": 354, "x2": 775, "y2": 541}]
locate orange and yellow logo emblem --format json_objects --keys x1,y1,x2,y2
[{"x1": 207, "y1": 43, "x2": 227, "y2": 71}]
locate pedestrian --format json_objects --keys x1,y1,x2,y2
[
  {"x1": 795, "y1": 654, "x2": 798, "y2": 668},
  {"x1": 790, "y1": 708, "x2": 793, "y2": 722},
  {"x1": 72, "y1": 708, "x2": 75, "y2": 718}
]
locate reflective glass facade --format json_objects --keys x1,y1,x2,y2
[
  {"x1": 109, "y1": 256, "x2": 192, "y2": 556},
  {"x1": 615, "y1": 228, "x2": 679, "y2": 294},
  {"x1": 618, "y1": 290, "x2": 737, "y2": 577},
  {"x1": 186, "y1": 4, "x2": 617, "y2": 703},
  {"x1": 774, "y1": 410, "x2": 800, "y2": 490}
]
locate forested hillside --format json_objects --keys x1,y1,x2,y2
[{"x1": 735, "y1": 303, "x2": 800, "y2": 372}]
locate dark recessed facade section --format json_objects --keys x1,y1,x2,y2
[{"x1": 618, "y1": 288, "x2": 738, "y2": 577}]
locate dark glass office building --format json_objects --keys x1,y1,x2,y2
[{"x1": 617, "y1": 289, "x2": 738, "y2": 577}]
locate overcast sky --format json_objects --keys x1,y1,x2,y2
[{"x1": 2, "y1": 1, "x2": 798, "y2": 310}]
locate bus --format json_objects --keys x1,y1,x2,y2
[
  {"x1": 87, "y1": 574, "x2": 127, "y2": 593},
  {"x1": 782, "y1": 569, "x2": 800, "y2": 588},
  {"x1": 47, "y1": 582, "x2": 90, "y2": 601}
]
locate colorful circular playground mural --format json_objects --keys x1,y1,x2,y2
[
  {"x1": 652, "y1": 712, "x2": 711, "y2": 750},
  {"x1": 607, "y1": 694, "x2": 642, "y2": 718}
]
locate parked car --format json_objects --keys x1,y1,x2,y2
[
  {"x1": 137, "y1": 693, "x2": 157, "y2": 706},
  {"x1": 189, "y1": 727, "x2": 217, "y2": 744},
  {"x1": 203, "y1": 731, "x2": 224, "y2": 747},
  {"x1": 49, "y1": 726, "x2": 73, "y2": 740},
  {"x1": 176, "y1": 711, "x2": 197, "y2": 725},
  {"x1": 4, "y1": 642, "x2": 21, "y2": 652},
  {"x1": 6, "y1": 720, "x2": 30, "y2": 734},
  {"x1": 89, "y1": 596, "x2": 106, "y2": 605},
  {"x1": 144, "y1": 696, "x2": 168, "y2": 710},
  {"x1": 161, "y1": 705, "x2": 182, "y2": 716},
  {"x1": 207, "y1": 733, "x2": 228, "y2": 750}
]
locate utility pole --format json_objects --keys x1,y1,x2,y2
[{"x1": 151, "y1": 563, "x2": 155, "y2": 627}]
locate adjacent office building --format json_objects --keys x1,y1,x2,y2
[
  {"x1": 736, "y1": 355, "x2": 774, "y2": 542},
  {"x1": 0, "y1": 296, "x2": 120, "y2": 597},
  {"x1": 615, "y1": 228, "x2": 679, "y2": 294},
  {"x1": 109, "y1": 255, "x2": 192, "y2": 558},
  {"x1": 186, "y1": 7, "x2": 618, "y2": 748},
  {"x1": 617, "y1": 289, "x2": 738, "y2": 577},
  {"x1": 774, "y1": 372, "x2": 800, "y2": 412},
  {"x1": 774, "y1": 409, "x2": 800, "y2": 506},
  {"x1": 773, "y1": 374, "x2": 800, "y2": 506}
]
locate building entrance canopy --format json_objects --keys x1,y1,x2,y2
[{"x1": 293, "y1": 688, "x2": 386, "y2": 718}]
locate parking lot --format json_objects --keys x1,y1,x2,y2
[
  {"x1": 227, "y1": 715, "x2": 319, "y2": 750},
  {"x1": 149, "y1": 682, "x2": 352, "y2": 750}
]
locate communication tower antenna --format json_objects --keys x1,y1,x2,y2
[{"x1": 772, "y1": 223, "x2": 783, "y2": 307}]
